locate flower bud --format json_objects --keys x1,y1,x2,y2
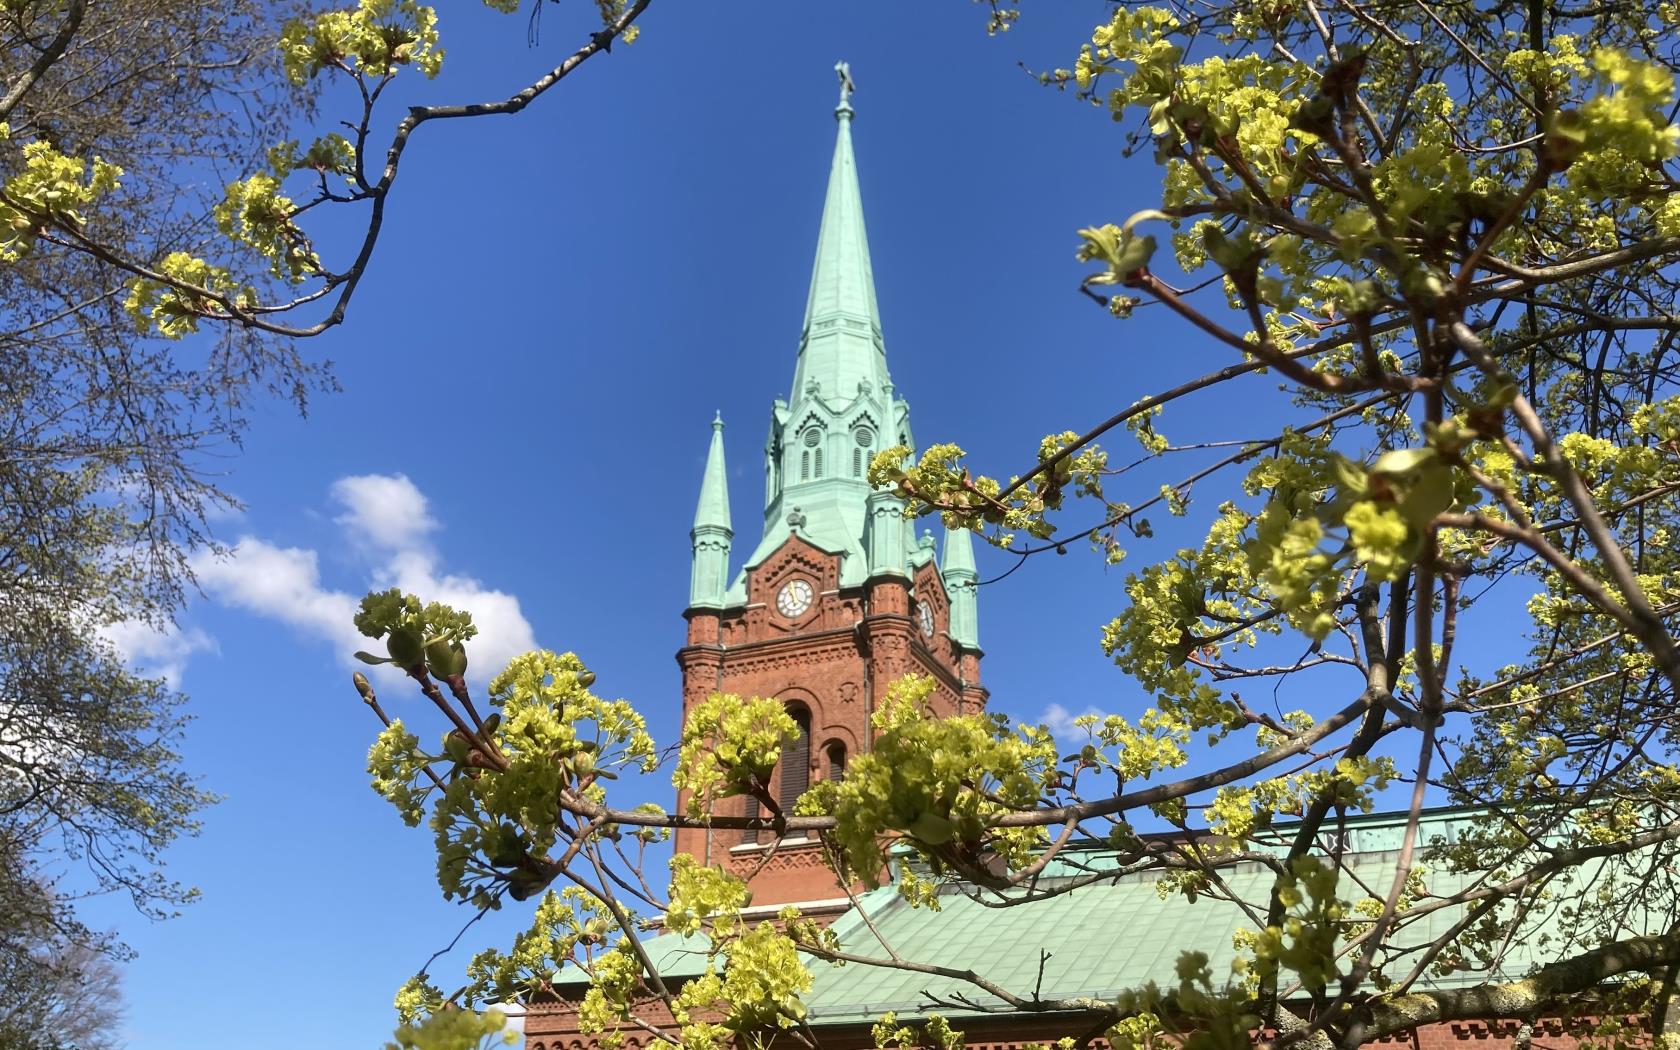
[
  {"x1": 426, "y1": 638, "x2": 467, "y2": 678},
  {"x1": 386, "y1": 626, "x2": 424, "y2": 668},
  {"x1": 352, "y1": 671, "x2": 374, "y2": 702},
  {"x1": 443, "y1": 731, "x2": 471, "y2": 764}
]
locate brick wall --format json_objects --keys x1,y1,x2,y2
[
  {"x1": 526, "y1": 999, "x2": 1650, "y2": 1050},
  {"x1": 674, "y1": 534, "x2": 979, "y2": 908}
]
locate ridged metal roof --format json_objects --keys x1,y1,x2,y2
[{"x1": 616, "y1": 807, "x2": 1646, "y2": 1026}]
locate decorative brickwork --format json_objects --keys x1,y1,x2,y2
[
  {"x1": 675, "y1": 528, "x2": 977, "y2": 907},
  {"x1": 525, "y1": 1001, "x2": 1646, "y2": 1050}
]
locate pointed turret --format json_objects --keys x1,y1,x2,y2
[
  {"x1": 689, "y1": 413, "x2": 732, "y2": 610},
  {"x1": 941, "y1": 526, "x2": 979, "y2": 650},
  {"x1": 865, "y1": 489, "x2": 908, "y2": 580}
]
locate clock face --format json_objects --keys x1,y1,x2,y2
[
  {"x1": 776, "y1": 579, "x2": 814, "y2": 618},
  {"x1": 916, "y1": 601, "x2": 935, "y2": 637}
]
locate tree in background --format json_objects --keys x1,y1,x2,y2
[
  {"x1": 1, "y1": 0, "x2": 651, "y2": 1023},
  {"x1": 0, "y1": 942, "x2": 124, "y2": 1050},
  {"x1": 352, "y1": 1, "x2": 1680, "y2": 1048},
  {"x1": 0, "y1": 849, "x2": 124, "y2": 1050},
  {"x1": 2, "y1": 0, "x2": 288, "y2": 1007}
]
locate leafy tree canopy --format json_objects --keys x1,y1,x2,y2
[
  {"x1": 18, "y1": 0, "x2": 1680, "y2": 1047},
  {"x1": 0, "y1": 0, "x2": 648, "y2": 1023},
  {"x1": 347, "y1": 0, "x2": 1680, "y2": 1048}
]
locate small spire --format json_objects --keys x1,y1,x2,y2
[
  {"x1": 942, "y1": 526, "x2": 979, "y2": 650},
  {"x1": 941, "y1": 526, "x2": 977, "y2": 577},
  {"x1": 693, "y1": 415, "x2": 731, "y2": 533},
  {"x1": 689, "y1": 415, "x2": 733, "y2": 611}
]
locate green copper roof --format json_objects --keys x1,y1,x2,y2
[
  {"x1": 555, "y1": 808, "x2": 1628, "y2": 1028},
  {"x1": 804, "y1": 809, "x2": 1641, "y2": 1024},
  {"x1": 693, "y1": 413, "x2": 731, "y2": 533}
]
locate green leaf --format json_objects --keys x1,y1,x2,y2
[
  {"x1": 907, "y1": 811, "x2": 956, "y2": 845},
  {"x1": 1330, "y1": 455, "x2": 1370, "y2": 499},
  {"x1": 1542, "y1": 108, "x2": 1587, "y2": 169},
  {"x1": 354, "y1": 650, "x2": 391, "y2": 665},
  {"x1": 1371, "y1": 447, "x2": 1437, "y2": 475},
  {"x1": 1202, "y1": 225, "x2": 1260, "y2": 273},
  {"x1": 1399, "y1": 464, "x2": 1456, "y2": 531},
  {"x1": 1123, "y1": 208, "x2": 1172, "y2": 233},
  {"x1": 1148, "y1": 99, "x2": 1172, "y2": 134},
  {"x1": 1115, "y1": 233, "x2": 1158, "y2": 276}
]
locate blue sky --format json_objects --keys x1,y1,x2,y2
[{"x1": 79, "y1": 3, "x2": 1465, "y2": 1047}]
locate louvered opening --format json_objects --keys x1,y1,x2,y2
[
  {"x1": 742, "y1": 795, "x2": 761, "y2": 845},
  {"x1": 779, "y1": 706, "x2": 812, "y2": 813}
]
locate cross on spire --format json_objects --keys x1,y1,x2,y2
[{"x1": 835, "y1": 60, "x2": 855, "y2": 116}]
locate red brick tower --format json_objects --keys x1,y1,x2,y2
[{"x1": 675, "y1": 67, "x2": 984, "y2": 912}]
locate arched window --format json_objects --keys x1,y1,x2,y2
[
  {"x1": 814, "y1": 448, "x2": 824, "y2": 478},
  {"x1": 800, "y1": 451, "x2": 810, "y2": 481},
  {"x1": 852, "y1": 447, "x2": 863, "y2": 477},
  {"x1": 826, "y1": 741, "x2": 847, "y2": 782},
  {"x1": 779, "y1": 705, "x2": 811, "y2": 813}
]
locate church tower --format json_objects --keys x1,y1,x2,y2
[{"x1": 676, "y1": 65, "x2": 985, "y2": 911}]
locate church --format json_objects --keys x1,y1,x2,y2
[
  {"x1": 522, "y1": 69, "x2": 1642, "y2": 1050},
  {"x1": 673, "y1": 61, "x2": 982, "y2": 915}
]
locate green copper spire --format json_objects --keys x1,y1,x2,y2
[
  {"x1": 689, "y1": 413, "x2": 732, "y2": 610},
  {"x1": 693, "y1": 412, "x2": 731, "y2": 532},
  {"x1": 729, "y1": 65, "x2": 921, "y2": 601},
  {"x1": 941, "y1": 526, "x2": 979, "y2": 649},
  {"x1": 791, "y1": 59, "x2": 889, "y2": 403}
]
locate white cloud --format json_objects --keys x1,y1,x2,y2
[
  {"x1": 192, "y1": 539, "x2": 359, "y2": 643},
  {"x1": 331, "y1": 473, "x2": 437, "y2": 551},
  {"x1": 184, "y1": 475, "x2": 535, "y2": 683},
  {"x1": 98, "y1": 621, "x2": 218, "y2": 687},
  {"x1": 1039, "y1": 702, "x2": 1106, "y2": 740}
]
